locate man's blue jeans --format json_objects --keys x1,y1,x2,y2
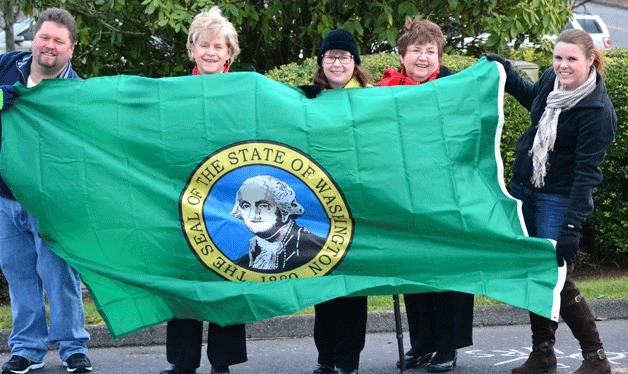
[{"x1": 0, "y1": 197, "x2": 89, "y2": 362}]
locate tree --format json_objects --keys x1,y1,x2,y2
[
  {"x1": 0, "y1": 1, "x2": 19, "y2": 306},
  {"x1": 18, "y1": 0, "x2": 571, "y2": 75},
  {"x1": 1, "y1": 0, "x2": 19, "y2": 52},
  {"x1": 570, "y1": 0, "x2": 594, "y2": 9}
]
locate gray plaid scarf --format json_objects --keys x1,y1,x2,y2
[{"x1": 529, "y1": 67, "x2": 597, "y2": 188}]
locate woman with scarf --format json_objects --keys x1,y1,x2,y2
[
  {"x1": 306, "y1": 29, "x2": 372, "y2": 374},
  {"x1": 377, "y1": 16, "x2": 474, "y2": 373},
  {"x1": 485, "y1": 29, "x2": 616, "y2": 374},
  {"x1": 160, "y1": 7, "x2": 247, "y2": 374}
]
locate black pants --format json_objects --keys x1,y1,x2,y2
[
  {"x1": 314, "y1": 296, "x2": 368, "y2": 370},
  {"x1": 405, "y1": 291, "x2": 474, "y2": 356},
  {"x1": 166, "y1": 318, "x2": 247, "y2": 370}
]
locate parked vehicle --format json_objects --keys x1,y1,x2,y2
[{"x1": 568, "y1": 14, "x2": 611, "y2": 50}]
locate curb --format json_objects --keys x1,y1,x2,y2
[
  {"x1": 1, "y1": 299, "x2": 625, "y2": 352},
  {"x1": 591, "y1": 0, "x2": 628, "y2": 10}
]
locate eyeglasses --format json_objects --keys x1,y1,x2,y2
[
  {"x1": 408, "y1": 49, "x2": 438, "y2": 58},
  {"x1": 322, "y1": 55, "x2": 353, "y2": 65}
]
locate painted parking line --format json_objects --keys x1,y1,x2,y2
[
  {"x1": 463, "y1": 348, "x2": 628, "y2": 368},
  {"x1": 608, "y1": 25, "x2": 628, "y2": 32}
]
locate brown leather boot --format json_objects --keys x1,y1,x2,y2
[
  {"x1": 511, "y1": 342, "x2": 557, "y2": 374},
  {"x1": 560, "y1": 293, "x2": 611, "y2": 374},
  {"x1": 572, "y1": 349, "x2": 611, "y2": 374},
  {"x1": 560, "y1": 293, "x2": 603, "y2": 353}
]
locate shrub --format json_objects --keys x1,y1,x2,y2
[
  {"x1": 265, "y1": 53, "x2": 478, "y2": 86},
  {"x1": 584, "y1": 48, "x2": 628, "y2": 266},
  {"x1": 265, "y1": 50, "x2": 627, "y2": 266},
  {"x1": 264, "y1": 59, "x2": 319, "y2": 86}
]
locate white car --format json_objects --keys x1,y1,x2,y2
[{"x1": 568, "y1": 14, "x2": 611, "y2": 50}]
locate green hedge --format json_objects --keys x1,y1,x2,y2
[
  {"x1": 265, "y1": 50, "x2": 627, "y2": 266},
  {"x1": 585, "y1": 49, "x2": 628, "y2": 265}
]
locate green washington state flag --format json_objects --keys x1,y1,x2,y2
[{"x1": 0, "y1": 58, "x2": 564, "y2": 337}]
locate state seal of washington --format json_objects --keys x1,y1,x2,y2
[{"x1": 180, "y1": 140, "x2": 353, "y2": 282}]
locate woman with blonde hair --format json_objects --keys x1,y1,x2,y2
[
  {"x1": 186, "y1": 7, "x2": 240, "y2": 75},
  {"x1": 160, "y1": 7, "x2": 247, "y2": 374}
]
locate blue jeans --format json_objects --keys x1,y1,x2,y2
[
  {"x1": 509, "y1": 181, "x2": 569, "y2": 241},
  {"x1": 0, "y1": 197, "x2": 89, "y2": 362}
]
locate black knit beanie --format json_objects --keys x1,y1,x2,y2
[{"x1": 317, "y1": 29, "x2": 361, "y2": 66}]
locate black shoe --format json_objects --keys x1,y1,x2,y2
[
  {"x1": 2, "y1": 355, "x2": 44, "y2": 374},
  {"x1": 159, "y1": 364, "x2": 197, "y2": 374},
  {"x1": 210, "y1": 366, "x2": 230, "y2": 374},
  {"x1": 313, "y1": 364, "x2": 334, "y2": 374},
  {"x1": 427, "y1": 351, "x2": 457, "y2": 373},
  {"x1": 63, "y1": 353, "x2": 92, "y2": 373},
  {"x1": 396, "y1": 352, "x2": 432, "y2": 369},
  {"x1": 336, "y1": 369, "x2": 358, "y2": 374}
]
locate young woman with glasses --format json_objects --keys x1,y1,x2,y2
[{"x1": 309, "y1": 29, "x2": 372, "y2": 374}]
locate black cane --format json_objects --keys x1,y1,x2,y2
[{"x1": 393, "y1": 294, "x2": 405, "y2": 371}]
